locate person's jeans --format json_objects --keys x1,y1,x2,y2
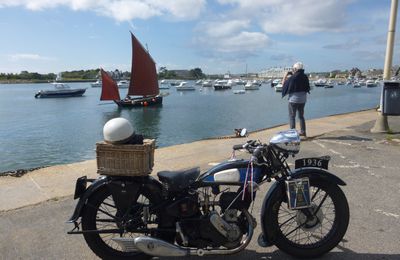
[{"x1": 289, "y1": 102, "x2": 306, "y2": 135}]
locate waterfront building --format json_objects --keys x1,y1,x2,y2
[
  {"x1": 169, "y1": 70, "x2": 191, "y2": 79},
  {"x1": 259, "y1": 66, "x2": 292, "y2": 79}
]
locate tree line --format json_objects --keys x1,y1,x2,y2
[
  {"x1": 0, "y1": 67, "x2": 206, "y2": 82},
  {"x1": 0, "y1": 69, "x2": 101, "y2": 82}
]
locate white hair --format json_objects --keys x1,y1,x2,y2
[{"x1": 293, "y1": 62, "x2": 304, "y2": 70}]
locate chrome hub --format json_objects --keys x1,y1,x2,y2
[{"x1": 296, "y1": 204, "x2": 324, "y2": 232}]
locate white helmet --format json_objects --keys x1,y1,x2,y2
[
  {"x1": 293, "y1": 62, "x2": 304, "y2": 70},
  {"x1": 103, "y1": 118, "x2": 134, "y2": 144}
]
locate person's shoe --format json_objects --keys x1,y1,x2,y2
[{"x1": 299, "y1": 133, "x2": 307, "y2": 137}]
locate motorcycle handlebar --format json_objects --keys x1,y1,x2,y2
[
  {"x1": 232, "y1": 144, "x2": 244, "y2": 150},
  {"x1": 232, "y1": 140, "x2": 262, "y2": 151}
]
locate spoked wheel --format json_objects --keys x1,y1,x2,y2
[
  {"x1": 81, "y1": 187, "x2": 160, "y2": 260},
  {"x1": 269, "y1": 179, "x2": 349, "y2": 258}
]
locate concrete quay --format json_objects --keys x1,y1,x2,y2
[{"x1": 0, "y1": 109, "x2": 399, "y2": 259}]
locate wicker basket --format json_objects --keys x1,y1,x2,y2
[{"x1": 96, "y1": 139, "x2": 155, "y2": 176}]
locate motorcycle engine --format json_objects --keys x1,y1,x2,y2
[{"x1": 179, "y1": 209, "x2": 243, "y2": 249}]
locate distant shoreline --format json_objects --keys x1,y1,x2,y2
[{"x1": 0, "y1": 79, "x2": 95, "y2": 84}]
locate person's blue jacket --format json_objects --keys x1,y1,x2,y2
[{"x1": 282, "y1": 69, "x2": 310, "y2": 98}]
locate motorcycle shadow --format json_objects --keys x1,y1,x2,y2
[{"x1": 160, "y1": 248, "x2": 400, "y2": 260}]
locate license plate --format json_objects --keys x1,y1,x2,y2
[
  {"x1": 295, "y1": 156, "x2": 330, "y2": 170},
  {"x1": 285, "y1": 178, "x2": 311, "y2": 209}
]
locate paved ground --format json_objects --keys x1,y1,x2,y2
[{"x1": 1, "y1": 111, "x2": 400, "y2": 259}]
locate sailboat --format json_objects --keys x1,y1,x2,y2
[{"x1": 100, "y1": 33, "x2": 163, "y2": 107}]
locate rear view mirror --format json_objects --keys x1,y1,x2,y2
[
  {"x1": 235, "y1": 128, "x2": 248, "y2": 137},
  {"x1": 240, "y1": 128, "x2": 248, "y2": 137}
]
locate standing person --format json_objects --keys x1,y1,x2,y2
[{"x1": 282, "y1": 62, "x2": 310, "y2": 137}]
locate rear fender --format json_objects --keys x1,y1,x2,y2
[
  {"x1": 67, "y1": 176, "x2": 162, "y2": 223},
  {"x1": 260, "y1": 168, "x2": 346, "y2": 246},
  {"x1": 67, "y1": 176, "x2": 109, "y2": 223}
]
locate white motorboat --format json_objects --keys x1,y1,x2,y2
[
  {"x1": 233, "y1": 89, "x2": 246, "y2": 94},
  {"x1": 214, "y1": 80, "x2": 231, "y2": 90},
  {"x1": 244, "y1": 81, "x2": 260, "y2": 90},
  {"x1": 271, "y1": 79, "x2": 281, "y2": 87},
  {"x1": 195, "y1": 80, "x2": 203, "y2": 85},
  {"x1": 227, "y1": 79, "x2": 236, "y2": 87},
  {"x1": 117, "y1": 80, "x2": 129, "y2": 88},
  {"x1": 314, "y1": 79, "x2": 327, "y2": 87},
  {"x1": 91, "y1": 79, "x2": 102, "y2": 88},
  {"x1": 366, "y1": 79, "x2": 377, "y2": 87},
  {"x1": 176, "y1": 81, "x2": 195, "y2": 91},
  {"x1": 35, "y1": 82, "x2": 86, "y2": 98},
  {"x1": 325, "y1": 80, "x2": 334, "y2": 88},
  {"x1": 159, "y1": 80, "x2": 170, "y2": 89},
  {"x1": 274, "y1": 83, "x2": 283, "y2": 92},
  {"x1": 234, "y1": 78, "x2": 246, "y2": 85},
  {"x1": 202, "y1": 80, "x2": 213, "y2": 87}
]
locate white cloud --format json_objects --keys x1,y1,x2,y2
[
  {"x1": 0, "y1": 0, "x2": 206, "y2": 21},
  {"x1": 204, "y1": 19, "x2": 250, "y2": 37},
  {"x1": 8, "y1": 53, "x2": 54, "y2": 61},
  {"x1": 217, "y1": 0, "x2": 351, "y2": 35},
  {"x1": 193, "y1": 19, "x2": 269, "y2": 60}
]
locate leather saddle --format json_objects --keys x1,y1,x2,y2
[{"x1": 157, "y1": 167, "x2": 200, "y2": 192}]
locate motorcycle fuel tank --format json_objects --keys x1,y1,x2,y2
[{"x1": 201, "y1": 160, "x2": 263, "y2": 184}]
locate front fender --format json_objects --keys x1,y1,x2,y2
[
  {"x1": 259, "y1": 168, "x2": 346, "y2": 246},
  {"x1": 291, "y1": 167, "x2": 346, "y2": 186}
]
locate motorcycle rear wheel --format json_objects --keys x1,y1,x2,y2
[
  {"x1": 268, "y1": 179, "x2": 349, "y2": 258},
  {"x1": 81, "y1": 186, "x2": 159, "y2": 260}
]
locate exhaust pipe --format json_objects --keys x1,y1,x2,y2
[
  {"x1": 112, "y1": 237, "x2": 189, "y2": 256},
  {"x1": 111, "y1": 237, "x2": 138, "y2": 252},
  {"x1": 134, "y1": 237, "x2": 189, "y2": 257}
]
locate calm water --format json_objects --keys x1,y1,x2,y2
[{"x1": 0, "y1": 82, "x2": 381, "y2": 172}]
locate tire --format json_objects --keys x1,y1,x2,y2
[
  {"x1": 267, "y1": 179, "x2": 349, "y2": 258},
  {"x1": 81, "y1": 186, "x2": 160, "y2": 260}
]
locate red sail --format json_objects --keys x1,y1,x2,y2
[
  {"x1": 128, "y1": 33, "x2": 159, "y2": 96},
  {"x1": 100, "y1": 68, "x2": 121, "y2": 101}
]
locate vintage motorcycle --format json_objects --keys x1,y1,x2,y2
[{"x1": 67, "y1": 129, "x2": 349, "y2": 259}]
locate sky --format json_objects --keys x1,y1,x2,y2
[{"x1": 0, "y1": 0, "x2": 399, "y2": 74}]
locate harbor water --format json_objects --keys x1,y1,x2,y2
[{"x1": 0, "y1": 82, "x2": 381, "y2": 172}]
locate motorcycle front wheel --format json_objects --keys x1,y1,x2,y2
[
  {"x1": 268, "y1": 179, "x2": 349, "y2": 258},
  {"x1": 81, "y1": 186, "x2": 160, "y2": 260}
]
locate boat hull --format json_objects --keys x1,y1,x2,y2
[
  {"x1": 214, "y1": 85, "x2": 231, "y2": 90},
  {"x1": 115, "y1": 96, "x2": 163, "y2": 108},
  {"x1": 35, "y1": 88, "x2": 86, "y2": 98}
]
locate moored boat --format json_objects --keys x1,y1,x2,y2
[
  {"x1": 366, "y1": 79, "x2": 377, "y2": 87},
  {"x1": 202, "y1": 80, "x2": 213, "y2": 87},
  {"x1": 91, "y1": 79, "x2": 102, "y2": 88},
  {"x1": 314, "y1": 78, "x2": 327, "y2": 87},
  {"x1": 244, "y1": 81, "x2": 260, "y2": 90},
  {"x1": 100, "y1": 33, "x2": 163, "y2": 108},
  {"x1": 233, "y1": 89, "x2": 245, "y2": 94},
  {"x1": 214, "y1": 80, "x2": 231, "y2": 90},
  {"x1": 159, "y1": 80, "x2": 170, "y2": 89},
  {"x1": 274, "y1": 83, "x2": 283, "y2": 92},
  {"x1": 175, "y1": 81, "x2": 195, "y2": 91},
  {"x1": 35, "y1": 81, "x2": 86, "y2": 98},
  {"x1": 325, "y1": 80, "x2": 334, "y2": 88},
  {"x1": 117, "y1": 80, "x2": 129, "y2": 88},
  {"x1": 271, "y1": 79, "x2": 281, "y2": 87}
]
